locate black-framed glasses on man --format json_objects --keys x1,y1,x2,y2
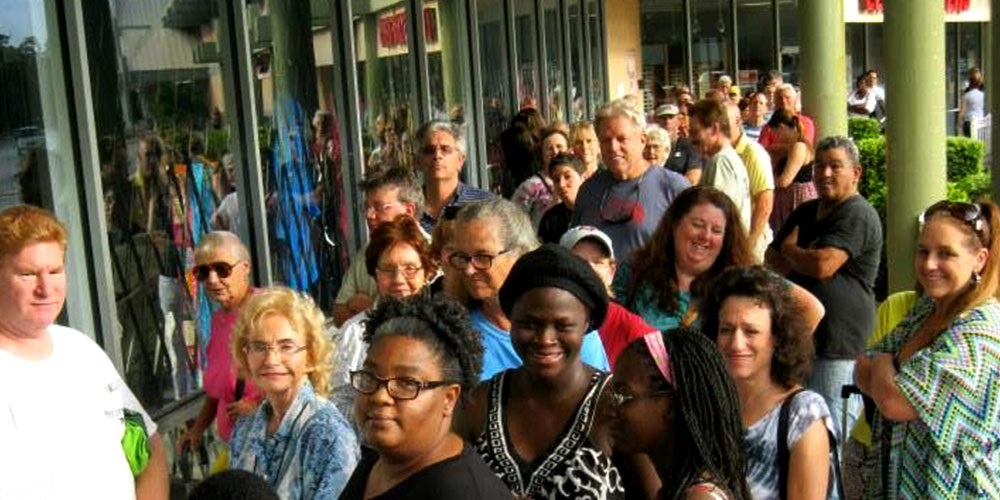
[
  {"x1": 448, "y1": 248, "x2": 512, "y2": 271},
  {"x1": 349, "y1": 370, "x2": 455, "y2": 400}
]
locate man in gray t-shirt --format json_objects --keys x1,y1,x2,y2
[{"x1": 573, "y1": 99, "x2": 690, "y2": 259}]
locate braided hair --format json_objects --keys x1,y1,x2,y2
[
  {"x1": 621, "y1": 328, "x2": 750, "y2": 500},
  {"x1": 363, "y1": 294, "x2": 484, "y2": 403}
]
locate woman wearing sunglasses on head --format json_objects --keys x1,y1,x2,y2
[
  {"x1": 331, "y1": 215, "x2": 437, "y2": 418},
  {"x1": 340, "y1": 294, "x2": 511, "y2": 499},
  {"x1": 229, "y1": 288, "x2": 360, "y2": 499},
  {"x1": 856, "y1": 200, "x2": 1000, "y2": 498},
  {"x1": 610, "y1": 328, "x2": 750, "y2": 500},
  {"x1": 177, "y1": 231, "x2": 262, "y2": 457}
]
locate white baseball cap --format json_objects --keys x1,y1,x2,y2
[{"x1": 559, "y1": 226, "x2": 615, "y2": 260}]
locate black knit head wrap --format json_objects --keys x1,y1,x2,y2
[{"x1": 499, "y1": 243, "x2": 609, "y2": 328}]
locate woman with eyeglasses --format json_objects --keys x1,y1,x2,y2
[
  {"x1": 331, "y1": 215, "x2": 436, "y2": 418},
  {"x1": 177, "y1": 231, "x2": 261, "y2": 457},
  {"x1": 613, "y1": 186, "x2": 755, "y2": 331},
  {"x1": 229, "y1": 287, "x2": 360, "y2": 499},
  {"x1": 856, "y1": 200, "x2": 1000, "y2": 498},
  {"x1": 457, "y1": 243, "x2": 623, "y2": 499},
  {"x1": 340, "y1": 294, "x2": 511, "y2": 499},
  {"x1": 702, "y1": 266, "x2": 838, "y2": 500},
  {"x1": 610, "y1": 328, "x2": 750, "y2": 499},
  {"x1": 450, "y1": 199, "x2": 609, "y2": 381}
]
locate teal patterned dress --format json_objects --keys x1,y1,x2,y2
[{"x1": 866, "y1": 296, "x2": 1000, "y2": 498}]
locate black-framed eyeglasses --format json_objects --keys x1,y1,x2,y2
[
  {"x1": 349, "y1": 370, "x2": 455, "y2": 400},
  {"x1": 599, "y1": 170, "x2": 647, "y2": 224},
  {"x1": 606, "y1": 388, "x2": 671, "y2": 408},
  {"x1": 194, "y1": 261, "x2": 241, "y2": 281},
  {"x1": 448, "y1": 248, "x2": 512, "y2": 271},
  {"x1": 920, "y1": 201, "x2": 985, "y2": 233}
]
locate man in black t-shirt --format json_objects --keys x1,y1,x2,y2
[
  {"x1": 766, "y1": 135, "x2": 882, "y2": 437},
  {"x1": 653, "y1": 104, "x2": 703, "y2": 185}
]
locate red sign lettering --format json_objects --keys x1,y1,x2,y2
[
  {"x1": 378, "y1": 11, "x2": 408, "y2": 49},
  {"x1": 860, "y1": 0, "x2": 971, "y2": 14}
]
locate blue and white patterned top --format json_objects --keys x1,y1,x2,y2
[
  {"x1": 230, "y1": 381, "x2": 360, "y2": 500},
  {"x1": 744, "y1": 389, "x2": 839, "y2": 500}
]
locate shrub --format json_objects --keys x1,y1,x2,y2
[
  {"x1": 857, "y1": 136, "x2": 887, "y2": 220},
  {"x1": 945, "y1": 136, "x2": 986, "y2": 181},
  {"x1": 848, "y1": 117, "x2": 881, "y2": 142},
  {"x1": 947, "y1": 171, "x2": 992, "y2": 203}
]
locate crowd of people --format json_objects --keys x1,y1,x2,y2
[{"x1": 1, "y1": 66, "x2": 999, "y2": 500}]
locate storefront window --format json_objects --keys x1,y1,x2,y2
[
  {"x1": 542, "y1": 0, "x2": 565, "y2": 121},
  {"x1": 427, "y1": 0, "x2": 470, "y2": 126},
  {"x1": 691, "y1": 0, "x2": 732, "y2": 97},
  {"x1": 477, "y1": 0, "x2": 512, "y2": 185},
  {"x1": 83, "y1": 0, "x2": 234, "y2": 408},
  {"x1": 353, "y1": 0, "x2": 418, "y2": 175},
  {"x1": 2, "y1": 1, "x2": 95, "y2": 354},
  {"x1": 567, "y1": 0, "x2": 586, "y2": 122},
  {"x1": 736, "y1": 0, "x2": 775, "y2": 94},
  {"x1": 777, "y1": 0, "x2": 800, "y2": 85},
  {"x1": 514, "y1": 0, "x2": 540, "y2": 110},
  {"x1": 846, "y1": 23, "x2": 866, "y2": 85},
  {"x1": 247, "y1": 0, "x2": 352, "y2": 316},
  {"x1": 640, "y1": 0, "x2": 686, "y2": 109},
  {"x1": 587, "y1": 0, "x2": 606, "y2": 115}
]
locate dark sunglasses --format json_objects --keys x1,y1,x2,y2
[
  {"x1": 193, "y1": 261, "x2": 241, "y2": 281},
  {"x1": 919, "y1": 201, "x2": 985, "y2": 233}
]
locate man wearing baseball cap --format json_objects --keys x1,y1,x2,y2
[
  {"x1": 560, "y1": 226, "x2": 655, "y2": 368},
  {"x1": 654, "y1": 103, "x2": 703, "y2": 185}
]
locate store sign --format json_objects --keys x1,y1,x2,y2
[
  {"x1": 376, "y1": 2, "x2": 442, "y2": 58},
  {"x1": 847, "y1": 0, "x2": 989, "y2": 22}
]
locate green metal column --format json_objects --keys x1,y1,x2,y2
[
  {"x1": 885, "y1": 0, "x2": 947, "y2": 293},
  {"x1": 798, "y1": 0, "x2": 847, "y2": 139},
  {"x1": 992, "y1": 0, "x2": 1000, "y2": 198}
]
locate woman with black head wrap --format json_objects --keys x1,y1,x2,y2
[{"x1": 456, "y1": 243, "x2": 623, "y2": 499}]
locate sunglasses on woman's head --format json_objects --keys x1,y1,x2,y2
[
  {"x1": 919, "y1": 201, "x2": 985, "y2": 233},
  {"x1": 193, "y1": 261, "x2": 240, "y2": 281}
]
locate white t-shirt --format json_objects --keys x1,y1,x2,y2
[
  {"x1": 0, "y1": 325, "x2": 156, "y2": 499},
  {"x1": 847, "y1": 90, "x2": 877, "y2": 118}
]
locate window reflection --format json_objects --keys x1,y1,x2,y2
[
  {"x1": 691, "y1": 0, "x2": 732, "y2": 98},
  {"x1": 477, "y1": 0, "x2": 512, "y2": 191},
  {"x1": 247, "y1": 0, "x2": 351, "y2": 314},
  {"x1": 640, "y1": 0, "x2": 687, "y2": 109},
  {"x1": 514, "y1": 0, "x2": 539, "y2": 110},
  {"x1": 84, "y1": 0, "x2": 232, "y2": 408},
  {"x1": 542, "y1": 0, "x2": 564, "y2": 122},
  {"x1": 354, "y1": 0, "x2": 417, "y2": 175}
]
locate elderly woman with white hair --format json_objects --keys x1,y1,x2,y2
[
  {"x1": 229, "y1": 288, "x2": 359, "y2": 499},
  {"x1": 178, "y1": 231, "x2": 262, "y2": 455},
  {"x1": 643, "y1": 124, "x2": 671, "y2": 168},
  {"x1": 449, "y1": 198, "x2": 610, "y2": 380}
]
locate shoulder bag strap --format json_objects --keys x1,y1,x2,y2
[{"x1": 777, "y1": 388, "x2": 807, "y2": 500}]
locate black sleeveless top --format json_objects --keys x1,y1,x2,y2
[
  {"x1": 775, "y1": 157, "x2": 813, "y2": 184},
  {"x1": 474, "y1": 370, "x2": 624, "y2": 499}
]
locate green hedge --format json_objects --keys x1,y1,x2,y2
[
  {"x1": 858, "y1": 135, "x2": 989, "y2": 220},
  {"x1": 849, "y1": 117, "x2": 882, "y2": 142}
]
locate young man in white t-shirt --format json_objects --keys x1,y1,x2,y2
[{"x1": 0, "y1": 205, "x2": 167, "y2": 499}]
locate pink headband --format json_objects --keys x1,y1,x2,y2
[{"x1": 643, "y1": 332, "x2": 673, "y2": 386}]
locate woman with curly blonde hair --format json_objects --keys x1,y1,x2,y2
[{"x1": 229, "y1": 287, "x2": 359, "y2": 499}]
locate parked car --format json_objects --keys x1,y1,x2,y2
[{"x1": 15, "y1": 126, "x2": 44, "y2": 155}]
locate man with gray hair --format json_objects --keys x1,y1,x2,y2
[
  {"x1": 333, "y1": 167, "x2": 427, "y2": 326},
  {"x1": 767, "y1": 136, "x2": 882, "y2": 435},
  {"x1": 450, "y1": 198, "x2": 609, "y2": 379},
  {"x1": 572, "y1": 99, "x2": 690, "y2": 259},
  {"x1": 416, "y1": 120, "x2": 492, "y2": 234}
]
